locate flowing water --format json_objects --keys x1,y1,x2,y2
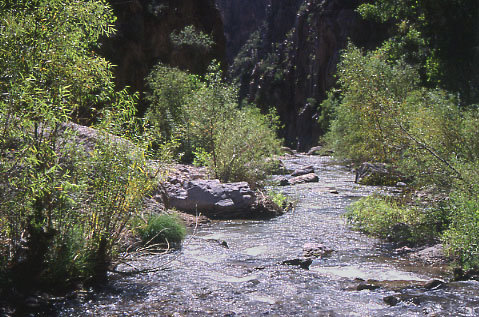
[{"x1": 58, "y1": 155, "x2": 479, "y2": 316}]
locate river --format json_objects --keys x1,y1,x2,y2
[{"x1": 57, "y1": 155, "x2": 479, "y2": 316}]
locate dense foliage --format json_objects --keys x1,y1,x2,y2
[
  {"x1": 170, "y1": 25, "x2": 215, "y2": 51},
  {"x1": 0, "y1": 0, "x2": 165, "y2": 293},
  {"x1": 326, "y1": 0, "x2": 479, "y2": 269},
  {"x1": 146, "y1": 62, "x2": 282, "y2": 185},
  {"x1": 357, "y1": 0, "x2": 479, "y2": 104}
]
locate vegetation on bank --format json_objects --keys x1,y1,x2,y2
[
  {"x1": 145, "y1": 62, "x2": 282, "y2": 185},
  {"x1": 325, "y1": 0, "x2": 479, "y2": 269},
  {"x1": 0, "y1": 0, "x2": 171, "y2": 292},
  {"x1": 0, "y1": 0, "x2": 282, "y2": 298}
]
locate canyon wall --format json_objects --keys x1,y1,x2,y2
[
  {"x1": 102, "y1": 0, "x2": 226, "y2": 111},
  {"x1": 220, "y1": 0, "x2": 386, "y2": 150}
]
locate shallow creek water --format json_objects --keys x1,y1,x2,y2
[{"x1": 58, "y1": 155, "x2": 479, "y2": 316}]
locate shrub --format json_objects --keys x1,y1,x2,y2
[
  {"x1": 170, "y1": 25, "x2": 214, "y2": 50},
  {"x1": 266, "y1": 189, "x2": 288, "y2": 209},
  {"x1": 326, "y1": 43, "x2": 418, "y2": 164},
  {"x1": 442, "y1": 191, "x2": 479, "y2": 269},
  {"x1": 210, "y1": 106, "x2": 282, "y2": 184},
  {"x1": 138, "y1": 213, "x2": 187, "y2": 246},
  {"x1": 327, "y1": 43, "x2": 467, "y2": 189},
  {"x1": 146, "y1": 62, "x2": 282, "y2": 185},
  {"x1": 346, "y1": 195, "x2": 445, "y2": 245},
  {"x1": 145, "y1": 63, "x2": 200, "y2": 150}
]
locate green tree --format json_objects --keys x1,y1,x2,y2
[
  {"x1": 357, "y1": 0, "x2": 479, "y2": 104},
  {"x1": 0, "y1": 0, "x2": 154, "y2": 290},
  {"x1": 145, "y1": 62, "x2": 282, "y2": 184}
]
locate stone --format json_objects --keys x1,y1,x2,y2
[
  {"x1": 288, "y1": 173, "x2": 319, "y2": 185},
  {"x1": 356, "y1": 283, "x2": 380, "y2": 291},
  {"x1": 280, "y1": 146, "x2": 295, "y2": 155},
  {"x1": 355, "y1": 162, "x2": 399, "y2": 186},
  {"x1": 383, "y1": 295, "x2": 400, "y2": 306},
  {"x1": 423, "y1": 279, "x2": 445, "y2": 290},
  {"x1": 307, "y1": 146, "x2": 323, "y2": 155},
  {"x1": 303, "y1": 243, "x2": 333, "y2": 258},
  {"x1": 291, "y1": 165, "x2": 314, "y2": 177},
  {"x1": 282, "y1": 258, "x2": 313, "y2": 270},
  {"x1": 408, "y1": 244, "x2": 448, "y2": 265}
]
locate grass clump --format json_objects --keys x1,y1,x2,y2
[{"x1": 138, "y1": 214, "x2": 187, "y2": 246}]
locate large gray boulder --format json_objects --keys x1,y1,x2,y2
[{"x1": 167, "y1": 179, "x2": 281, "y2": 219}]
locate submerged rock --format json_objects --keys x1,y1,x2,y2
[
  {"x1": 356, "y1": 282, "x2": 380, "y2": 291},
  {"x1": 303, "y1": 243, "x2": 333, "y2": 258},
  {"x1": 282, "y1": 258, "x2": 313, "y2": 270}
]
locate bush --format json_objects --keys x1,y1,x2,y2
[
  {"x1": 327, "y1": 43, "x2": 467, "y2": 189},
  {"x1": 326, "y1": 43, "x2": 418, "y2": 164},
  {"x1": 145, "y1": 63, "x2": 200, "y2": 152},
  {"x1": 266, "y1": 189, "x2": 288, "y2": 209},
  {"x1": 210, "y1": 106, "x2": 282, "y2": 184},
  {"x1": 346, "y1": 195, "x2": 445, "y2": 245},
  {"x1": 170, "y1": 25, "x2": 214, "y2": 50},
  {"x1": 145, "y1": 62, "x2": 282, "y2": 185},
  {"x1": 138, "y1": 214, "x2": 187, "y2": 246},
  {"x1": 442, "y1": 192, "x2": 479, "y2": 269}
]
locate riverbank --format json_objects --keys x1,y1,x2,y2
[{"x1": 52, "y1": 154, "x2": 479, "y2": 316}]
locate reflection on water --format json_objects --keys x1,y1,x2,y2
[{"x1": 57, "y1": 155, "x2": 479, "y2": 316}]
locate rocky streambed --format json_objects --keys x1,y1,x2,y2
[{"x1": 57, "y1": 155, "x2": 479, "y2": 316}]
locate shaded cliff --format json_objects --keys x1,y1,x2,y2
[
  {"x1": 222, "y1": 0, "x2": 386, "y2": 150},
  {"x1": 101, "y1": 0, "x2": 226, "y2": 112},
  {"x1": 215, "y1": 0, "x2": 269, "y2": 64}
]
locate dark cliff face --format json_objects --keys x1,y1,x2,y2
[
  {"x1": 215, "y1": 0, "x2": 269, "y2": 64},
  {"x1": 222, "y1": 0, "x2": 386, "y2": 150},
  {"x1": 101, "y1": 0, "x2": 226, "y2": 107}
]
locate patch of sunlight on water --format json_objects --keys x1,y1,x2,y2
[
  {"x1": 183, "y1": 249, "x2": 227, "y2": 264},
  {"x1": 206, "y1": 272, "x2": 259, "y2": 283},
  {"x1": 311, "y1": 264, "x2": 428, "y2": 281},
  {"x1": 243, "y1": 246, "x2": 268, "y2": 256},
  {"x1": 249, "y1": 294, "x2": 278, "y2": 305}
]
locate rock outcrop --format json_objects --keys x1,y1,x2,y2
[{"x1": 215, "y1": 0, "x2": 269, "y2": 63}]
